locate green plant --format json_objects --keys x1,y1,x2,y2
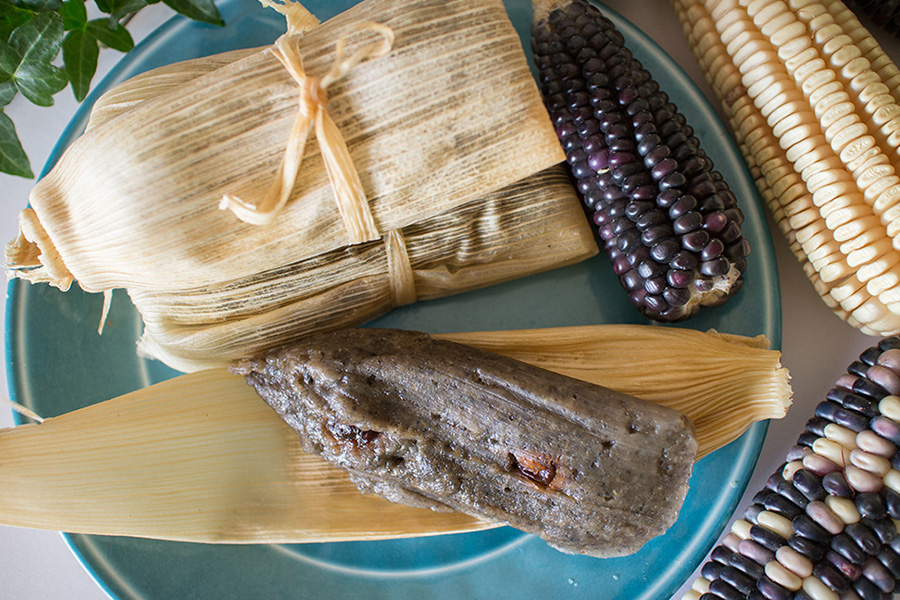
[{"x1": 0, "y1": 0, "x2": 223, "y2": 178}]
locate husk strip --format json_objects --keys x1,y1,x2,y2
[{"x1": 0, "y1": 325, "x2": 790, "y2": 544}]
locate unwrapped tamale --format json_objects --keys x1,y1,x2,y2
[{"x1": 5, "y1": 0, "x2": 597, "y2": 371}]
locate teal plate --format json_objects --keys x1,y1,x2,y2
[{"x1": 5, "y1": 1, "x2": 781, "y2": 598}]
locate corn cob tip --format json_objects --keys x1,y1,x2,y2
[{"x1": 531, "y1": 0, "x2": 750, "y2": 322}]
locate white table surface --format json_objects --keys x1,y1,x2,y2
[{"x1": 0, "y1": 2, "x2": 895, "y2": 599}]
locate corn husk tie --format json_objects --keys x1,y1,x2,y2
[{"x1": 220, "y1": 22, "x2": 394, "y2": 239}]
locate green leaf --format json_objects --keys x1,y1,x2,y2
[
  {"x1": 59, "y1": 0, "x2": 87, "y2": 30},
  {"x1": 62, "y1": 28, "x2": 97, "y2": 101},
  {"x1": 9, "y1": 11, "x2": 65, "y2": 65},
  {"x1": 87, "y1": 18, "x2": 132, "y2": 51},
  {"x1": 0, "y1": 81, "x2": 17, "y2": 107},
  {"x1": 0, "y1": 40, "x2": 21, "y2": 79},
  {"x1": 5, "y1": 11, "x2": 67, "y2": 105},
  {"x1": 14, "y1": 57, "x2": 67, "y2": 105},
  {"x1": 0, "y1": 109, "x2": 33, "y2": 178},
  {"x1": 6, "y1": 0, "x2": 63, "y2": 11},
  {"x1": 0, "y1": 4, "x2": 34, "y2": 41},
  {"x1": 161, "y1": 0, "x2": 223, "y2": 26}
]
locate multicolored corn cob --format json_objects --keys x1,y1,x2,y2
[
  {"x1": 686, "y1": 337, "x2": 900, "y2": 600},
  {"x1": 531, "y1": 0, "x2": 750, "y2": 322}
]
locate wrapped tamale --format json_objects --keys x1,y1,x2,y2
[{"x1": 5, "y1": 0, "x2": 597, "y2": 371}]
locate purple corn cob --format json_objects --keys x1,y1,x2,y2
[{"x1": 531, "y1": 0, "x2": 750, "y2": 321}]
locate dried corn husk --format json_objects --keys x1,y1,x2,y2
[
  {"x1": 5, "y1": 0, "x2": 596, "y2": 370},
  {"x1": 0, "y1": 325, "x2": 790, "y2": 544}
]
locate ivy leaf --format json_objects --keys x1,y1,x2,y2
[
  {"x1": 0, "y1": 4, "x2": 34, "y2": 41},
  {"x1": 5, "y1": 12, "x2": 67, "y2": 106},
  {"x1": 59, "y1": 0, "x2": 87, "y2": 30},
  {"x1": 62, "y1": 28, "x2": 98, "y2": 101},
  {"x1": 87, "y1": 18, "x2": 133, "y2": 52},
  {"x1": 0, "y1": 109, "x2": 33, "y2": 178},
  {"x1": 161, "y1": 0, "x2": 223, "y2": 26},
  {"x1": 0, "y1": 81, "x2": 17, "y2": 107},
  {"x1": 9, "y1": 11, "x2": 65, "y2": 66},
  {"x1": 14, "y1": 57, "x2": 67, "y2": 105}
]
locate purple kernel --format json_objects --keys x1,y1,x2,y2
[
  {"x1": 670, "y1": 251, "x2": 698, "y2": 271},
  {"x1": 650, "y1": 239, "x2": 680, "y2": 263},
  {"x1": 635, "y1": 209, "x2": 668, "y2": 231},
  {"x1": 656, "y1": 188, "x2": 680, "y2": 208},
  {"x1": 643, "y1": 145, "x2": 671, "y2": 167},
  {"x1": 700, "y1": 256, "x2": 731, "y2": 277},
  {"x1": 826, "y1": 549, "x2": 862, "y2": 580},
  {"x1": 835, "y1": 374, "x2": 858, "y2": 391},
  {"x1": 663, "y1": 286, "x2": 691, "y2": 307},
  {"x1": 644, "y1": 276, "x2": 666, "y2": 296},
  {"x1": 673, "y1": 211, "x2": 703, "y2": 234},
  {"x1": 682, "y1": 229, "x2": 710, "y2": 253},
  {"x1": 643, "y1": 293, "x2": 667, "y2": 314},
  {"x1": 725, "y1": 238, "x2": 751, "y2": 261},
  {"x1": 651, "y1": 157, "x2": 678, "y2": 180},
  {"x1": 871, "y1": 416, "x2": 900, "y2": 445},
  {"x1": 701, "y1": 239, "x2": 725, "y2": 261},
  {"x1": 668, "y1": 195, "x2": 699, "y2": 220},
  {"x1": 620, "y1": 269, "x2": 643, "y2": 291},
  {"x1": 630, "y1": 185, "x2": 657, "y2": 201},
  {"x1": 582, "y1": 134, "x2": 605, "y2": 154},
  {"x1": 757, "y1": 575, "x2": 791, "y2": 600},
  {"x1": 877, "y1": 349, "x2": 900, "y2": 373},
  {"x1": 822, "y1": 471, "x2": 854, "y2": 497},
  {"x1": 587, "y1": 150, "x2": 609, "y2": 171},
  {"x1": 720, "y1": 221, "x2": 742, "y2": 244},
  {"x1": 641, "y1": 224, "x2": 673, "y2": 246},
  {"x1": 666, "y1": 269, "x2": 692, "y2": 288},
  {"x1": 867, "y1": 365, "x2": 900, "y2": 395},
  {"x1": 611, "y1": 255, "x2": 631, "y2": 276},
  {"x1": 596, "y1": 222, "x2": 615, "y2": 241}
]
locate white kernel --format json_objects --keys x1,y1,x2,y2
[
  {"x1": 776, "y1": 545, "x2": 814, "y2": 578},
  {"x1": 731, "y1": 518, "x2": 752, "y2": 540},
  {"x1": 883, "y1": 469, "x2": 900, "y2": 494},
  {"x1": 812, "y1": 437, "x2": 852, "y2": 466},
  {"x1": 824, "y1": 423, "x2": 858, "y2": 448},
  {"x1": 766, "y1": 559, "x2": 803, "y2": 590},
  {"x1": 802, "y1": 575, "x2": 839, "y2": 600},
  {"x1": 879, "y1": 395, "x2": 900, "y2": 421},
  {"x1": 849, "y1": 448, "x2": 891, "y2": 476},
  {"x1": 691, "y1": 577, "x2": 710, "y2": 594},
  {"x1": 783, "y1": 460, "x2": 804, "y2": 480},
  {"x1": 845, "y1": 464, "x2": 884, "y2": 492},
  {"x1": 825, "y1": 495, "x2": 861, "y2": 524},
  {"x1": 682, "y1": 591, "x2": 700, "y2": 600},
  {"x1": 759, "y1": 510, "x2": 795, "y2": 539},
  {"x1": 857, "y1": 429, "x2": 898, "y2": 457}
]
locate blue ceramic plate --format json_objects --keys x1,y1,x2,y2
[{"x1": 5, "y1": 1, "x2": 781, "y2": 598}]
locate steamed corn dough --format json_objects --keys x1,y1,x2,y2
[
  {"x1": 235, "y1": 328, "x2": 698, "y2": 557},
  {"x1": 6, "y1": 0, "x2": 596, "y2": 371}
]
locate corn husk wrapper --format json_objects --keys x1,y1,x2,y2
[
  {"x1": 0, "y1": 325, "x2": 790, "y2": 544},
  {"x1": 5, "y1": 0, "x2": 597, "y2": 370}
]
